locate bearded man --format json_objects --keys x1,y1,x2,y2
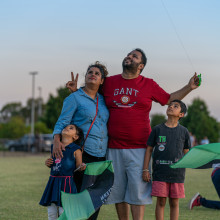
[
  {"x1": 102, "y1": 48, "x2": 200, "y2": 220},
  {"x1": 65, "y1": 48, "x2": 200, "y2": 220}
]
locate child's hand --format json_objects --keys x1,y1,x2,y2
[
  {"x1": 142, "y1": 170, "x2": 151, "y2": 182},
  {"x1": 79, "y1": 163, "x2": 86, "y2": 171},
  {"x1": 45, "y1": 158, "x2": 54, "y2": 168},
  {"x1": 74, "y1": 163, "x2": 87, "y2": 172}
]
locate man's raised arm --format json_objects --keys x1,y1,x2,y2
[{"x1": 167, "y1": 72, "x2": 200, "y2": 105}]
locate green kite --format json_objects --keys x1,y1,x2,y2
[
  {"x1": 171, "y1": 143, "x2": 220, "y2": 169},
  {"x1": 59, "y1": 160, "x2": 114, "y2": 220}
]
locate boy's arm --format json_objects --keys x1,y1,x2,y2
[
  {"x1": 142, "y1": 146, "x2": 153, "y2": 182},
  {"x1": 183, "y1": 129, "x2": 191, "y2": 155}
]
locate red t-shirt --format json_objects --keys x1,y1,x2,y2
[{"x1": 103, "y1": 74, "x2": 170, "y2": 149}]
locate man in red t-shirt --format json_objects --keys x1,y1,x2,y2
[{"x1": 66, "y1": 48, "x2": 200, "y2": 220}]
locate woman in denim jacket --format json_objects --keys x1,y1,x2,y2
[
  {"x1": 53, "y1": 61, "x2": 109, "y2": 161},
  {"x1": 48, "y1": 61, "x2": 109, "y2": 220}
]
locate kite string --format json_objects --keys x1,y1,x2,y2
[{"x1": 160, "y1": 0, "x2": 196, "y2": 72}]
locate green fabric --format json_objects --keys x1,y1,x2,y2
[
  {"x1": 58, "y1": 161, "x2": 114, "y2": 220},
  {"x1": 84, "y1": 160, "x2": 114, "y2": 175},
  {"x1": 171, "y1": 143, "x2": 220, "y2": 168},
  {"x1": 58, "y1": 190, "x2": 94, "y2": 220}
]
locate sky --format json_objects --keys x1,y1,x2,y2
[{"x1": 1, "y1": 0, "x2": 220, "y2": 120}]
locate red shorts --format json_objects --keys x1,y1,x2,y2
[{"x1": 151, "y1": 181, "x2": 185, "y2": 198}]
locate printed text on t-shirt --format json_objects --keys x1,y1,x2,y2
[{"x1": 114, "y1": 88, "x2": 139, "y2": 97}]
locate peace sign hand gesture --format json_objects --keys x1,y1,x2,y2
[{"x1": 66, "y1": 72, "x2": 79, "y2": 93}]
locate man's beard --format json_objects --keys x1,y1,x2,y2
[{"x1": 122, "y1": 58, "x2": 140, "y2": 73}]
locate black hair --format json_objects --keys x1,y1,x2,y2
[
  {"x1": 74, "y1": 125, "x2": 84, "y2": 147},
  {"x1": 86, "y1": 61, "x2": 108, "y2": 79},
  {"x1": 86, "y1": 61, "x2": 108, "y2": 94},
  {"x1": 134, "y1": 48, "x2": 147, "y2": 72},
  {"x1": 170, "y1": 99, "x2": 187, "y2": 115}
]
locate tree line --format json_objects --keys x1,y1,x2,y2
[
  {"x1": 0, "y1": 86, "x2": 69, "y2": 138},
  {"x1": 0, "y1": 87, "x2": 219, "y2": 143}
]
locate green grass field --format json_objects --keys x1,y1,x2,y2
[{"x1": 0, "y1": 153, "x2": 219, "y2": 220}]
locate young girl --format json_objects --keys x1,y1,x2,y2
[{"x1": 39, "y1": 124, "x2": 85, "y2": 220}]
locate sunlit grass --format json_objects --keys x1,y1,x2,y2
[{"x1": 0, "y1": 154, "x2": 219, "y2": 220}]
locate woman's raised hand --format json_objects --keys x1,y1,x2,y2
[{"x1": 66, "y1": 72, "x2": 79, "y2": 93}]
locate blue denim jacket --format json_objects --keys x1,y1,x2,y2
[{"x1": 53, "y1": 88, "x2": 109, "y2": 157}]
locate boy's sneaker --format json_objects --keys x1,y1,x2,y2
[{"x1": 188, "y1": 192, "x2": 201, "y2": 210}]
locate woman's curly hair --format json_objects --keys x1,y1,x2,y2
[
  {"x1": 86, "y1": 61, "x2": 108, "y2": 79},
  {"x1": 86, "y1": 61, "x2": 109, "y2": 93}
]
